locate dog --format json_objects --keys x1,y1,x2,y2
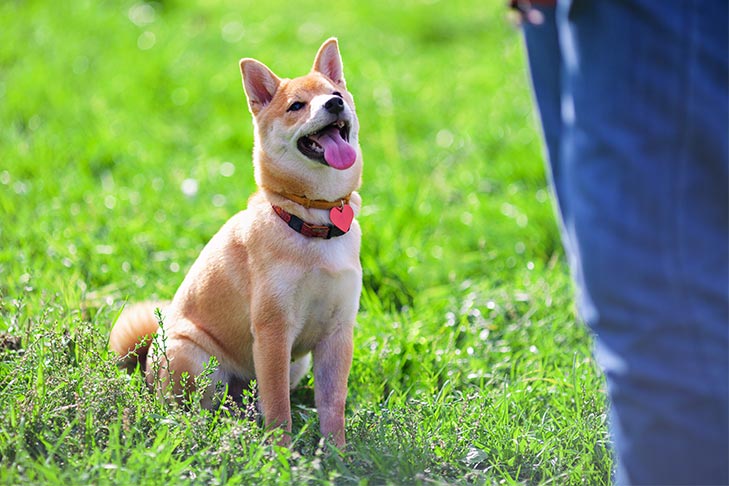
[{"x1": 109, "y1": 38, "x2": 363, "y2": 448}]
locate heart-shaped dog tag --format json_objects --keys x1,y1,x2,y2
[{"x1": 330, "y1": 204, "x2": 354, "y2": 233}]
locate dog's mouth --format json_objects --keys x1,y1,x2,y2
[{"x1": 297, "y1": 119, "x2": 357, "y2": 170}]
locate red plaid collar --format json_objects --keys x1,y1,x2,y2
[{"x1": 272, "y1": 205, "x2": 347, "y2": 239}]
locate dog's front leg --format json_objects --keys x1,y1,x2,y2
[
  {"x1": 252, "y1": 314, "x2": 292, "y2": 445},
  {"x1": 313, "y1": 322, "x2": 354, "y2": 448}
]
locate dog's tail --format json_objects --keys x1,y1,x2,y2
[{"x1": 109, "y1": 301, "x2": 166, "y2": 372}]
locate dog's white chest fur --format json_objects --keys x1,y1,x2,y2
[{"x1": 283, "y1": 243, "x2": 362, "y2": 359}]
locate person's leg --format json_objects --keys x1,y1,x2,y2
[
  {"x1": 553, "y1": 0, "x2": 729, "y2": 484},
  {"x1": 522, "y1": 4, "x2": 561, "y2": 174}
]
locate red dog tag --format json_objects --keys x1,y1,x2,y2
[{"x1": 329, "y1": 204, "x2": 354, "y2": 232}]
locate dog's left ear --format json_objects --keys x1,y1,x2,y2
[{"x1": 313, "y1": 37, "x2": 346, "y2": 88}]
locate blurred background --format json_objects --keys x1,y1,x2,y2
[
  {"x1": 0, "y1": 0, "x2": 559, "y2": 310},
  {"x1": 0, "y1": 2, "x2": 613, "y2": 484}
]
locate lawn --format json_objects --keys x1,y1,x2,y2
[{"x1": 0, "y1": 1, "x2": 611, "y2": 484}]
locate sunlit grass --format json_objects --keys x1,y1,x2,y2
[{"x1": 0, "y1": 1, "x2": 610, "y2": 484}]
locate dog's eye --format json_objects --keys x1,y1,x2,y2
[
  {"x1": 332, "y1": 91, "x2": 343, "y2": 98},
  {"x1": 287, "y1": 101, "x2": 306, "y2": 112}
]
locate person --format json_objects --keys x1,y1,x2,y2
[{"x1": 514, "y1": 1, "x2": 729, "y2": 484}]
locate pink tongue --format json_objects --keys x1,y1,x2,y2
[{"x1": 313, "y1": 127, "x2": 357, "y2": 170}]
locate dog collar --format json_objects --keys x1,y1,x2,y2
[
  {"x1": 274, "y1": 191, "x2": 351, "y2": 210},
  {"x1": 272, "y1": 205, "x2": 348, "y2": 239}
]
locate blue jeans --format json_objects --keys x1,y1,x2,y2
[{"x1": 523, "y1": 1, "x2": 729, "y2": 484}]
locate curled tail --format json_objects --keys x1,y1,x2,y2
[{"x1": 109, "y1": 301, "x2": 166, "y2": 372}]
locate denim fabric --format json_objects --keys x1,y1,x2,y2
[{"x1": 523, "y1": 1, "x2": 729, "y2": 484}]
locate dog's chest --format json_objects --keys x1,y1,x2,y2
[{"x1": 285, "y1": 255, "x2": 361, "y2": 358}]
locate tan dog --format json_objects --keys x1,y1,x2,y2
[{"x1": 109, "y1": 38, "x2": 362, "y2": 447}]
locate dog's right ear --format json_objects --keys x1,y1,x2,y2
[{"x1": 239, "y1": 58, "x2": 281, "y2": 115}]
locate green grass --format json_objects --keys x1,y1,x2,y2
[{"x1": 0, "y1": 1, "x2": 611, "y2": 484}]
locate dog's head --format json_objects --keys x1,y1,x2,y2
[{"x1": 239, "y1": 38, "x2": 362, "y2": 201}]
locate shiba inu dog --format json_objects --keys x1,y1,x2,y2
[{"x1": 109, "y1": 38, "x2": 362, "y2": 447}]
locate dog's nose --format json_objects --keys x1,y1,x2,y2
[{"x1": 324, "y1": 96, "x2": 344, "y2": 114}]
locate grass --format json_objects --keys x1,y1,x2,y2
[{"x1": 0, "y1": 0, "x2": 611, "y2": 484}]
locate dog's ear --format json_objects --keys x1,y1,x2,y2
[
  {"x1": 313, "y1": 37, "x2": 346, "y2": 88},
  {"x1": 239, "y1": 58, "x2": 281, "y2": 115}
]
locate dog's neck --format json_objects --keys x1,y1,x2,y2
[
  {"x1": 265, "y1": 188, "x2": 351, "y2": 210},
  {"x1": 260, "y1": 187, "x2": 355, "y2": 239}
]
